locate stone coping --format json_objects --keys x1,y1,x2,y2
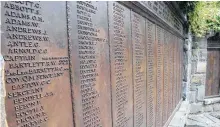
[{"x1": 204, "y1": 96, "x2": 220, "y2": 105}]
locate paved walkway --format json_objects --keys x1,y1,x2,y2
[
  {"x1": 186, "y1": 112, "x2": 220, "y2": 127},
  {"x1": 168, "y1": 101, "x2": 220, "y2": 127},
  {"x1": 168, "y1": 101, "x2": 188, "y2": 127}
]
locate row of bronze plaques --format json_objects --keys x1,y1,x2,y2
[{"x1": 1, "y1": 1, "x2": 183, "y2": 127}]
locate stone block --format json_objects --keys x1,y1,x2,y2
[
  {"x1": 209, "y1": 111, "x2": 220, "y2": 119},
  {"x1": 213, "y1": 103, "x2": 220, "y2": 111},
  {"x1": 188, "y1": 103, "x2": 203, "y2": 114},
  {"x1": 186, "y1": 119, "x2": 208, "y2": 127},
  {"x1": 203, "y1": 105, "x2": 213, "y2": 112},
  {"x1": 188, "y1": 91, "x2": 197, "y2": 103},
  {"x1": 203, "y1": 113, "x2": 220, "y2": 123},
  {"x1": 204, "y1": 97, "x2": 220, "y2": 105},
  {"x1": 196, "y1": 85, "x2": 205, "y2": 102}
]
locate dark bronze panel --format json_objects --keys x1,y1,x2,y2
[
  {"x1": 169, "y1": 34, "x2": 174, "y2": 115},
  {"x1": 180, "y1": 41, "x2": 183, "y2": 100},
  {"x1": 2, "y1": 1, "x2": 74, "y2": 127},
  {"x1": 68, "y1": 1, "x2": 112, "y2": 127},
  {"x1": 162, "y1": 31, "x2": 169, "y2": 125},
  {"x1": 155, "y1": 26, "x2": 164, "y2": 127},
  {"x1": 178, "y1": 39, "x2": 182, "y2": 101},
  {"x1": 174, "y1": 37, "x2": 178, "y2": 106},
  {"x1": 167, "y1": 32, "x2": 172, "y2": 117},
  {"x1": 176, "y1": 38, "x2": 180, "y2": 103},
  {"x1": 172, "y1": 36, "x2": 176, "y2": 109},
  {"x1": 108, "y1": 2, "x2": 133, "y2": 127},
  {"x1": 176, "y1": 38, "x2": 180, "y2": 104},
  {"x1": 131, "y1": 12, "x2": 147, "y2": 127},
  {"x1": 146, "y1": 20, "x2": 156, "y2": 127}
]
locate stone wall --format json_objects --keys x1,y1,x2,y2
[{"x1": 187, "y1": 37, "x2": 207, "y2": 104}]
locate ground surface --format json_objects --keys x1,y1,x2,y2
[
  {"x1": 186, "y1": 112, "x2": 220, "y2": 127},
  {"x1": 168, "y1": 101, "x2": 220, "y2": 127}
]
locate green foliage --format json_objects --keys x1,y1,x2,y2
[
  {"x1": 178, "y1": 1, "x2": 220, "y2": 37},
  {"x1": 178, "y1": 1, "x2": 197, "y2": 15}
]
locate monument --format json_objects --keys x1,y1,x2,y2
[{"x1": 1, "y1": 1, "x2": 185, "y2": 127}]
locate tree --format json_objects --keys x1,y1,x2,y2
[{"x1": 178, "y1": 1, "x2": 220, "y2": 37}]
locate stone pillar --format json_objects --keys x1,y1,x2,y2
[
  {"x1": 190, "y1": 37, "x2": 207, "y2": 103},
  {"x1": 187, "y1": 36, "x2": 208, "y2": 114},
  {"x1": 184, "y1": 34, "x2": 192, "y2": 103}
]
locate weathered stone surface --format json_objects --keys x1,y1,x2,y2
[
  {"x1": 213, "y1": 103, "x2": 220, "y2": 111},
  {"x1": 186, "y1": 112, "x2": 220, "y2": 127},
  {"x1": 189, "y1": 103, "x2": 203, "y2": 114},
  {"x1": 203, "y1": 105, "x2": 214, "y2": 112},
  {"x1": 188, "y1": 91, "x2": 197, "y2": 103},
  {"x1": 210, "y1": 111, "x2": 220, "y2": 119},
  {"x1": 204, "y1": 97, "x2": 220, "y2": 105},
  {"x1": 196, "y1": 85, "x2": 205, "y2": 102}
]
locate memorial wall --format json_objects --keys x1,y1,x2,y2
[{"x1": 1, "y1": 1, "x2": 184, "y2": 127}]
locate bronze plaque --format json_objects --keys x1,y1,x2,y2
[
  {"x1": 176, "y1": 37, "x2": 179, "y2": 104},
  {"x1": 174, "y1": 37, "x2": 177, "y2": 106},
  {"x1": 172, "y1": 35, "x2": 176, "y2": 110},
  {"x1": 180, "y1": 40, "x2": 182, "y2": 100},
  {"x1": 162, "y1": 31, "x2": 169, "y2": 125},
  {"x1": 131, "y1": 12, "x2": 147, "y2": 127},
  {"x1": 2, "y1": 1, "x2": 74, "y2": 127},
  {"x1": 168, "y1": 33, "x2": 174, "y2": 115},
  {"x1": 68, "y1": 1, "x2": 112, "y2": 127},
  {"x1": 179, "y1": 41, "x2": 183, "y2": 100},
  {"x1": 155, "y1": 26, "x2": 164, "y2": 127},
  {"x1": 178, "y1": 39, "x2": 181, "y2": 101},
  {"x1": 146, "y1": 20, "x2": 156, "y2": 127},
  {"x1": 181, "y1": 41, "x2": 184, "y2": 99},
  {"x1": 167, "y1": 32, "x2": 172, "y2": 119},
  {"x1": 108, "y1": 2, "x2": 133, "y2": 127},
  {"x1": 176, "y1": 39, "x2": 179, "y2": 102}
]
